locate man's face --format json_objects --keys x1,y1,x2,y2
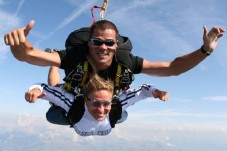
[
  {"x1": 88, "y1": 28, "x2": 118, "y2": 70},
  {"x1": 85, "y1": 89, "x2": 112, "y2": 121}
]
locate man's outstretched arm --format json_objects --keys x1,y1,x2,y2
[
  {"x1": 141, "y1": 26, "x2": 225, "y2": 76},
  {"x1": 4, "y1": 20, "x2": 61, "y2": 67}
]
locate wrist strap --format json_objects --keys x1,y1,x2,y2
[{"x1": 200, "y1": 45, "x2": 211, "y2": 56}]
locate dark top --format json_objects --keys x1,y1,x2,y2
[{"x1": 57, "y1": 45, "x2": 144, "y2": 81}]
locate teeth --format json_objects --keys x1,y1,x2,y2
[
  {"x1": 98, "y1": 53, "x2": 107, "y2": 56},
  {"x1": 97, "y1": 113, "x2": 104, "y2": 116}
]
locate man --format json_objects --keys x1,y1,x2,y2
[
  {"x1": 5, "y1": 19, "x2": 224, "y2": 75},
  {"x1": 4, "y1": 19, "x2": 224, "y2": 125}
]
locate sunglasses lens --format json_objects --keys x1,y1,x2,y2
[
  {"x1": 92, "y1": 101, "x2": 111, "y2": 108},
  {"x1": 91, "y1": 39, "x2": 115, "y2": 47},
  {"x1": 92, "y1": 39, "x2": 103, "y2": 46},
  {"x1": 103, "y1": 102, "x2": 111, "y2": 107},
  {"x1": 105, "y1": 40, "x2": 115, "y2": 46},
  {"x1": 87, "y1": 97, "x2": 112, "y2": 108}
]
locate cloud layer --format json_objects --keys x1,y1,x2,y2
[{"x1": 0, "y1": 112, "x2": 227, "y2": 151}]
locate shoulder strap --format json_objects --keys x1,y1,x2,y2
[
  {"x1": 67, "y1": 95, "x2": 85, "y2": 125},
  {"x1": 109, "y1": 96, "x2": 122, "y2": 128},
  {"x1": 63, "y1": 60, "x2": 90, "y2": 94},
  {"x1": 114, "y1": 64, "x2": 134, "y2": 94},
  {"x1": 115, "y1": 64, "x2": 121, "y2": 89},
  {"x1": 80, "y1": 60, "x2": 89, "y2": 87}
]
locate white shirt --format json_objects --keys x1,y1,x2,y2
[{"x1": 29, "y1": 84, "x2": 156, "y2": 136}]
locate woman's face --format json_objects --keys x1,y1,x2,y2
[{"x1": 85, "y1": 89, "x2": 112, "y2": 121}]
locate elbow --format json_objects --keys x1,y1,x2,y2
[
  {"x1": 170, "y1": 70, "x2": 183, "y2": 76},
  {"x1": 166, "y1": 65, "x2": 186, "y2": 76}
]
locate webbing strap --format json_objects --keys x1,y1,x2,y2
[
  {"x1": 91, "y1": 5, "x2": 103, "y2": 24},
  {"x1": 64, "y1": 82, "x2": 71, "y2": 92},
  {"x1": 80, "y1": 61, "x2": 88, "y2": 87},
  {"x1": 115, "y1": 64, "x2": 121, "y2": 88},
  {"x1": 99, "y1": 0, "x2": 108, "y2": 20},
  {"x1": 91, "y1": 0, "x2": 109, "y2": 23}
]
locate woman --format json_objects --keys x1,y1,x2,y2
[{"x1": 25, "y1": 74, "x2": 168, "y2": 136}]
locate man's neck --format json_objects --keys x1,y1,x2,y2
[
  {"x1": 87, "y1": 55, "x2": 113, "y2": 71},
  {"x1": 96, "y1": 62, "x2": 112, "y2": 71}
]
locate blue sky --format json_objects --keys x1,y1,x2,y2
[{"x1": 1, "y1": 0, "x2": 227, "y2": 150}]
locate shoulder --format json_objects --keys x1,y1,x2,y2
[
  {"x1": 59, "y1": 45, "x2": 88, "y2": 69},
  {"x1": 115, "y1": 50, "x2": 143, "y2": 73}
]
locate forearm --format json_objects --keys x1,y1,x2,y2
[
  {"x1": 41, "y1": 84, "x2": 74, "y2": 112},
  {"x1": 142, "y1": 48, "x2": 207, "y2": 77},
  {"x1": 121, "y1": 84, "x2": 156, "y2": 110},
  {"x1": 48, "y1": 66, "x2": 61, "y2": 86},
  {"x1": 168, "y1": 48, "x2": 207, "y2": 76},
  {"x1": 28, "y1": 84, "x2": 73, "y2": 112},
  {"x1": 11, "y1": 41, "x2": 61, "y2": 66}
]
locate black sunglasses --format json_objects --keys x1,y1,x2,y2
[
  {"x1": 86, "y1": 96, "x2": 112, "y2": 108},
  {"x1": 90, "y1": 39, "x2": 116, "y2": 47}
]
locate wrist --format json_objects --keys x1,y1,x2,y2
[
  {"x1": 28, "y1": 84, "x2": 43, "y2": 92},
  {"x1": 44, "y1": 48, "x2": 54, "y2": 53},
  {"x1": 200, "y1": 45, "x2": 211, "y2": 56}
]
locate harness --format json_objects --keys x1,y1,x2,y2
[
  {"x1": 63, "y1": 61, "x2": 90, "y2": 95},
  {"x1": 63, "y1": 60, "x2": 134, "y2": 95}
]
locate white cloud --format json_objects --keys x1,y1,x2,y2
[
  {"x1": 0, "y1": 112, "x2": 227, "y2": 151},
  {"x1": 201, "y1": 96, "x2": 227, "y2": 102}
]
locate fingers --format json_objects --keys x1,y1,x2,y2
[
  {"x1": 203, "y1": 26, "x2": 225, "y2": 51},
  {"x1": 24, "y1": 90, "x2": 44, "y2": 103},
  {"x1": 160, "y1": 91, "x2": 169, "y2": 101},
  {"x1": 214, "y1": 27, "x2": 225, "y2": 39},
  {"x1": 203, "y1": 26, "x2": 208, "y2": 39},
  {"x1": 24, "y1": 20, "x2": 35, "y2": 36},
  {"x1": 152, "y1": 90, "x2": 169, "y2": 101},
  {"x1": 5, "y1": 28, "x2": 26, "y2": 46},
  {"x1": 158, "y1": 91, "x2": 168, "y2": 101},
  {"x1": 25, "y1": 92, "x2": 36, "y2": 103},
  {"x1": 4, "y1": 19, "x2": 35, "y2": 46},
  {"x1": 209, "y1": 27, "x2": 225, "y2": 37}
]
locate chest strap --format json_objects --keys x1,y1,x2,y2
[
  {"x1": 115, "y1": 64, "x2": 121, "y2": 88},
  {"x1": 80, "y1": 60, "x2": 88, "y2": 87},
  {"x1": 63, "y1": 61, "x2": 89, "y2": 93}
]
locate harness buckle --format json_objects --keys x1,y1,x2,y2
[
  {"x1": 120, "y1": 69, "x2": 130, "y2": 84},
  {"x1": 71, "y1": 66, "x2": 84, "y2": 82}
]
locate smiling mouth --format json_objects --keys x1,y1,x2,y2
[
  {"x1": 97, "y1": 113, "x2": 104, "y2": 116},
  {"x1": 97, "y1": 52, "x2": 108, "y2": 57}
]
